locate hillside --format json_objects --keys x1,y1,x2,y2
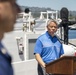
[{"x1": 20, "y1": 6, "x2": 76, "y2": 19}]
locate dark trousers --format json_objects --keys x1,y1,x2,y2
[
  {"x1": 38, "y1": 64, "x2": 44, "y2": 75},
  {"x1": 38, "y1": 64, "x2": 53, "y2": 75}
]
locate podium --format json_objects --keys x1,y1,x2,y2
[{"x1": 45, "y1": 56, "x2": 76, "y2": 75}]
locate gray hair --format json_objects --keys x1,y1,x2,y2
[{"x1": 47, "y1": 19, "x2": 58, "y2": 26}]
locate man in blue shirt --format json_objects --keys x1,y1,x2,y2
[
  {"x1": 0, "y1": 0, "x2": 21, "y2": 75},
  {"x1": 34, "y1": 19, "x2": 64, "y2": 75}
]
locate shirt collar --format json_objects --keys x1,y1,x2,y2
[
  {"x1": 0, "y1": 42, "x2": 4, "y2": 49},
  {"x1": 46, "y1": 31, "x2": 56, "y2": 39}
]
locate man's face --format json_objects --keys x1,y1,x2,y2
[
  {"x1": 0, "y1": 1, "x2": 20, "y2": 32},
  {"x1": 47, "y1": 22, "x2": 58, "y2": 36}
]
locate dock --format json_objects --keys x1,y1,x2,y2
[{"x1": 69, "y1": 39, "x2": 76, "y2": 45}]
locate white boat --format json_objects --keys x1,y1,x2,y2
[{"x1": 2, "y1": 10, "x2": 76, "y2": 75}]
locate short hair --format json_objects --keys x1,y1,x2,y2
[
  {"x1": 0, "y1": 0, "x2": 21, "y2": 13},
  {"x1": 0, "y1": 0, "x2": 15, "y2": 2},
  {"x1": 47, "y1": 19, "x2": 58, "y2": 26}
]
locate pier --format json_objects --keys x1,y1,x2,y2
[{"x1": 69, "y1": 39, "x2": 76, "y2": 45}]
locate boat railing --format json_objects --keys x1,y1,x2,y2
[
  {"x1": 16, "y1": 10, "x2": 59, "y2": 33},
  {"x1": 12, "y1": 59, "x2": 38, "y2": 75}
]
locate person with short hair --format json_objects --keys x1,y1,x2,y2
[
  {"x1": 34, "y1": 19, "x2": 64, "y2": 75},
  {"x1": 0, "y1": 0, "x2": 21, "y2": 75}
]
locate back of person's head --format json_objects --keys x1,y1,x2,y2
[
  {"x1": 0, "y1": 0, "x2": 16, "y2": 3},
  {"x1": 0, "y1": 0, "x2": 15, "y2": 2},
  {"x1": 0, "y1": 0, "x2": 21, "y2": 13}
]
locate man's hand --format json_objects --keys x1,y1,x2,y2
[{"x1": 60, "y1": 54, "x2": 64, "y2": 58}]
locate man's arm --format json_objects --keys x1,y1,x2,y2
[{"x1": 35, "y1": 53, "x2": 46, "y2": 68}]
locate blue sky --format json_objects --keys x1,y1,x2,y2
[{"x1": 17, "y1": 0, "x2": 76, "y2": 11}]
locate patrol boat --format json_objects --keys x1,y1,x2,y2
[{"x1": 2, "y1": 10, "x2": 76, "y2": 75}]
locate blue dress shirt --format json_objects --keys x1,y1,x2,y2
[
  {"x1": 0, "y1": 42, "x2": 13, "y2": 75},
  {"x1": 34, "y1": 31, "x2": 64, "y2": 64}
]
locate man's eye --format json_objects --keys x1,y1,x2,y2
[{"x1": 49, "y1": 26, "x2": 57, "y2": 28}]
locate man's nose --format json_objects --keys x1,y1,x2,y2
[{"x1": 52, "y1": 27, "x2": 55, "y2": 29}]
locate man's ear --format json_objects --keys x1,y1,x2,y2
[{"x1": 46, "y1": 25, "x2": 48, "y2": 28}]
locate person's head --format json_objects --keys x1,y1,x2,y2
[
  {"x1": 47, "y1": 19, "x2": 58, "y2": 36},
  {"x1": 0, "y1": 0, "x2": 21, "y2": 33}
]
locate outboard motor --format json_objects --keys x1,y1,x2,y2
[
  {"x1": 60, "y1": 7, "x2": 69, "y2": 44},
  {"x1": 59, "y1": 7, "x2": 76, "y2": 56},
  {"x1": 60, "y1": 7, "x2": 76, "y2": 44}
]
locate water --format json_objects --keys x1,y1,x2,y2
[
  {"x1": 69, "y1": 30, "x2": 76, "y2": 39},
  {"x1": 16, "y1": 18, "x2": 76, "y2": 39}
]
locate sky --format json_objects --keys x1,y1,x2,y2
[{"x1": 17, "y1": 0, "x2": 76, "y2": 11}]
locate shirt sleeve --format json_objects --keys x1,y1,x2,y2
[
  {"x1": 0, "y1": 55, "x2": 13, "y2": 75},
  {"x1": 34, "y1": 39, "x2": 43, "y2": 55}
]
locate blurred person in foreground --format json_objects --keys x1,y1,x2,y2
[
  {"x1": 34, "y1": 19, "x2": 64, "y2": 75},
  {"x1": 0, "y1": 0, "x2": 21, "y2": 75}
]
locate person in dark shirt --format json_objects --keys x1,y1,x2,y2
[{"x1": 0, "y1": 0, "x2": 21, "y2": 75}]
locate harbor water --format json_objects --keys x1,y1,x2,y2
[{"x1": 69, "y1": 30, "x2": 76, "y2": 39}]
